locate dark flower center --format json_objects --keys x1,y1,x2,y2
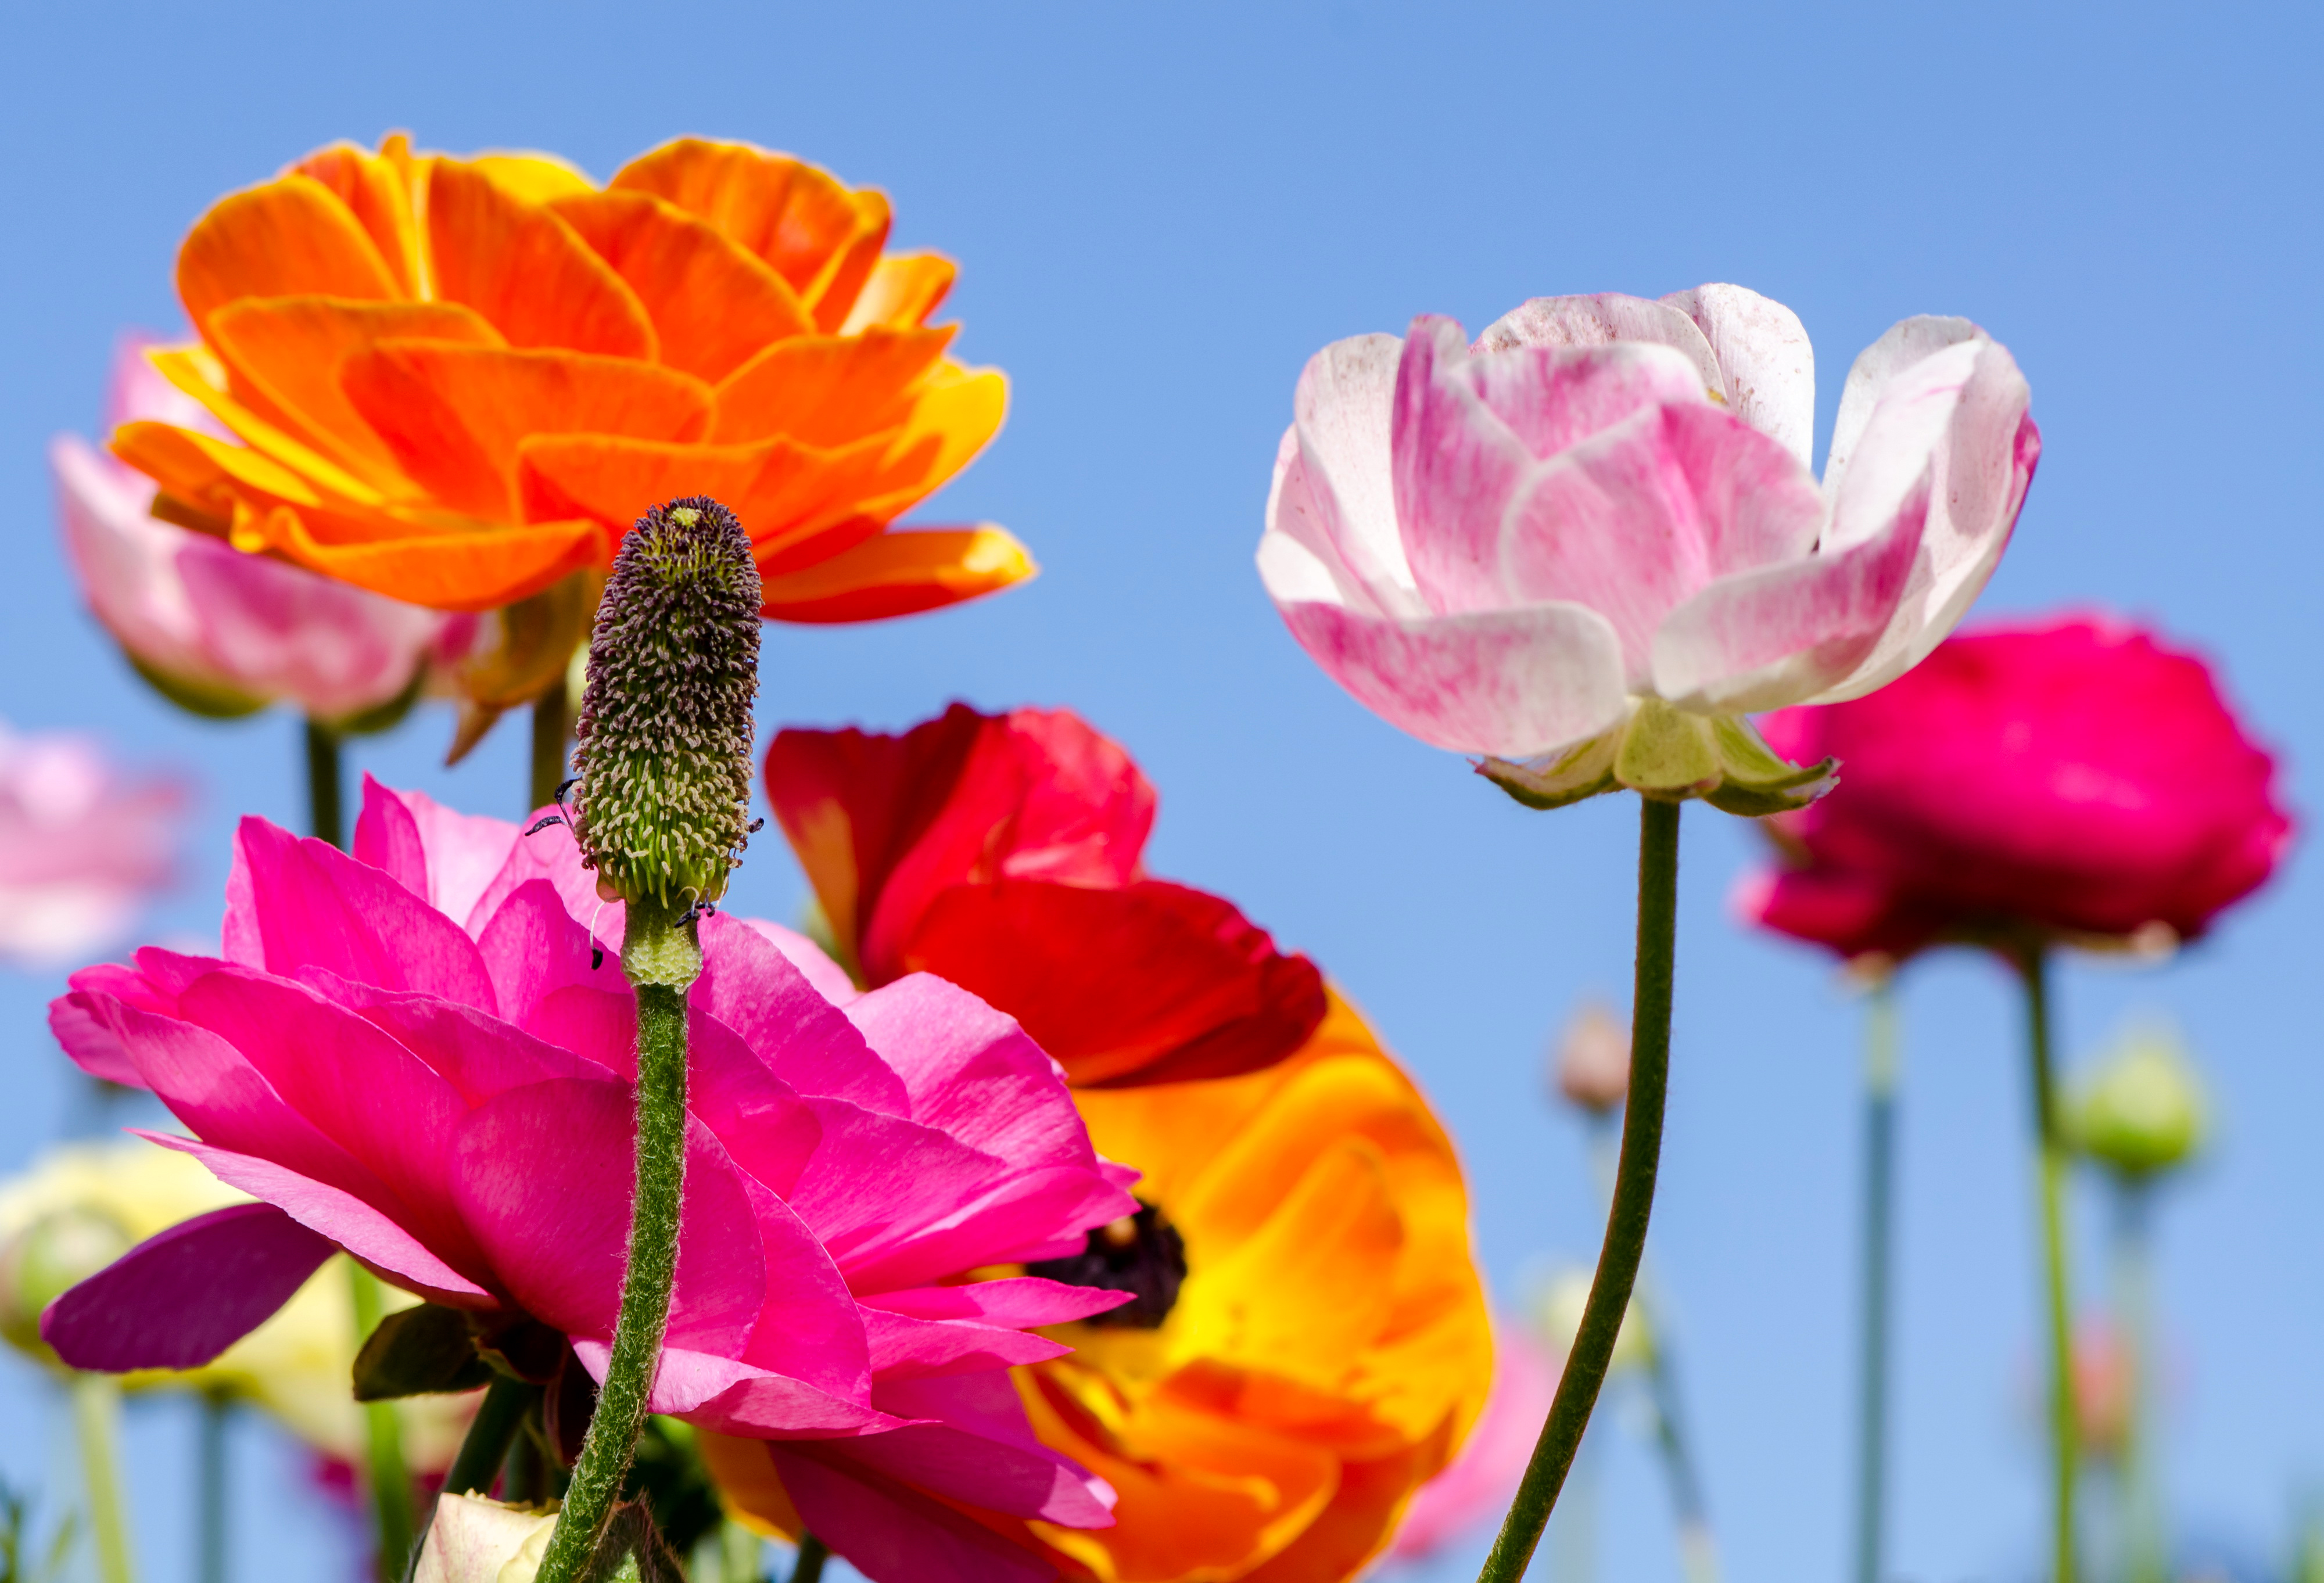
[{"x1": 1028, "y1": 1203, "x2": 1188, "y2": 1329}]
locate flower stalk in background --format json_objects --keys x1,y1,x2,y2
[
  {"x1": 1743, "y1": 615, "x2": 2289, "y2": 1583},
  {"x1": 765, "y1": 703, "x2": 1325, "y2": 1086},
  {"x1": 1255, "y1": 283, "x2": 2037, "y2": 1580},
  {"x1": 0, "y1": 721, "x2": 182, "y2": 970}
]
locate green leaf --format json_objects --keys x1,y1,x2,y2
[{"x1": 352, "y1": 1303, "x2": 494, "y2": 1401}]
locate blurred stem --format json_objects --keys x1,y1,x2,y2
[
  {"x1": 718, "y1": 1521, "x2": 762, "y2": 1583},
  {"x1": 1477, "y1": 796, "x2": 1680, "y2": 1583},
  {"x1": 304, "y1": 719, "x2": 345, "y2": 849},
  {"x1": 791, "y1": 1534, "x2": 829, "y2": 1583},
  {"x1": 535, "y1": 900, "x2": 697, "y2": 1583},
  {"x1": 503, "y1": 1405, "x2": 551, "y2": 1506},
  {"x1": 197, "y1": 1392, "x2": 227, "y2": 1583},
  {"x1": 348, "y1": 1265, "x2": 415, "y2": 1581},
  {"x1": 2020, "y1": 947, "x2": 2078, "y2": 1583},
  {"x1": 529, "y1": 687, "x2": 570, "y2": 814},
  {"x1": 443, "y1": 1377, "x2": 535, "y2": 1498},
  {"x1": 70, "y1": 1372, "x2": 134, "y2": 1583},
  {"x1": 2114, "y1": 1180, "x2": 2165, "y2": 1583},
  {"x1": 1853, "y1": 982, "x2": 1901, "y2": 1583}
]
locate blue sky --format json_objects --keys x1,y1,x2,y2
[{"x1": 1, "y1": 2, "x2": 2318, "y2": 1580}]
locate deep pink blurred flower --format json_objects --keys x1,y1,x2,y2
[
  {"x1": 1387, "y1": 1320, "x2": 1557, "y2": 1562},
  {"x1": 1258, "y1": 287, "x2": 2039, "y2": 808},
  {"x1": 42, "y1": 780, "x2": 1136, "y2": 1582},
  {"x1": 1740, "y1": 615, "x2": 2293, "y2": 963},
  {"x1": 0, "y1": 720, "x2": 182, "y2": 968},
  {"x1": 54, "y1": 335, "x2": 449, "y2": 723}
]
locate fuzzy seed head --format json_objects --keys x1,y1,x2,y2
[{"x1": 571, "y1": 498, "x2": 761, "y2": 908}]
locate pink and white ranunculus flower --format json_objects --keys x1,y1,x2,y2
[
  {"x1": 55, "y1": 335, "x2": 451, "y2": 725},
  {"x1": 1257, "y1": 285, "x2": 2041, "y2": 812},
  {"x1": 42, "y1": 778, "x2": 1136, "y2": 1583},
  {"x1": 0, "y1": 721, "x2": 182, "y2": 968}
]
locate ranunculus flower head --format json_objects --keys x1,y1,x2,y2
[
  {"x1": 42, "y1": 778, "x2": 1134, "y2": 1583},
  {"x1": 766, "y1": 703, "x2": 1326, "y2": 1087},
  {"x1": 0, "y1": 720, "x2": 182, "y2": 968},
  {"x1": 1740, "y1": 615, "x2": 2293, "y2": 964},
  {"x1": 1258, "y1": 286, "x2": 2039, "y2": 813},
  {"x1": 56, "y1": 333, "x2": 450, "y2": 726},
  {"x1": 110, "y1": 134, "x2": 1028, "y2": 622}
]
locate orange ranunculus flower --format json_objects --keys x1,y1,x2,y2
[
  {"x1": 1021, "y1": 992, "x2": 1493, "y2": 1582},
  {"x1": 112, "y1": 134, "x2": 1028, "y2": 621}
]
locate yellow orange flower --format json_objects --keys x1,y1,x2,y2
[
  {"x1": 112, "y1": 134, "x2": 1028, "y2": 622},
  {"x1": 1020, "y1": 991, "x2": 1493, "y2": 1583}
]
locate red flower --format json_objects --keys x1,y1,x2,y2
[
  {"x1": 1739, "y1": 614, "x2": 2293, "y2": 964},
  {"x1": 765, "y1": 704, "x2": 1325, "y2": 1086}
]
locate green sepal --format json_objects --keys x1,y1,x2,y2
[
  {"x1": 352, "y1": 1303, "x2": 495, "y2": 1401},
  {"x1": 1477, "y1": 730, "x2": 1620, "y2": 810},
  {"x1": 124, "y1": 649, "x2": 268, "y2": 720},
  {"x1": 1615, "y1": 698, "x2": 1721, "y2": 799},
  {"x1": 1477, "y1": 702, "x2": 1835, "y2": 817}
]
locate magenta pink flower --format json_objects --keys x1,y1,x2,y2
[
  {"x1": 54, "y1": 336, "x2": 449, "y2": 723},
  {"x1": 1387, "y1": 1319, "x2": 1557, "y2": 1562},
  {"x1": 1740, "y1": 614, "x2": 2294, "y2": 963},
  {"x1": 42, "y1": 780, "x2": 1138, "y2": 1581},
  {"x1": 1258, "y1": 286, "x2": 2040, "y2": 806},
  {"x1": 0, "y1": 720, "x2": 183, "y2": 968}
]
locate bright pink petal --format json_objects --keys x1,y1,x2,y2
[
  {"x1": 471, "y1": 878, "x2": 630, "y2": 1026},
  {"x1": 463, "y1": 818, "x2": 622, "y2": 947},
  {"x1": 625, "y1": 1347, "x2": 901, "y2": 1434},
  {"x1": 845, "y1": 975, "x2": 1084, "y2": 1166},
  {"x1": 694, "y1": 913, "x2": 905, "y2": 1115},
  {"x1": 859, "y1": 1306, "x2": 1074, "y2": 1380},
  {"x1": 1274, "y1": 596, "x2": 1629, "y2": 759},
  {"x1": 860, "y1": 1276, "x2": 1132, "y2": 1330},
  {"x1": 770, "y1": 1445, "x2": 1061, "y2": 1583},
  {"x1": 352, "y1": 776, "x2": 520, "y2": 926},
  {"x1": 41, "y1": 1201, "x2": 335, "y2": 1372},
  {"x1": 314, "y1": 974, "x2": 612, "y2": 1102},
  {"x1": 736, "y1": 917, "x2": 862, "y2": 1007},
  {"x1": 729, "y1": 1174, "x2": 873, "y2": 1397},
  {"x1": 863, "y1": 1372, "x2": 1114, "y2": 1523}
]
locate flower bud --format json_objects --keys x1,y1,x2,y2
[
  {"x1": 1551, "y1": 1000, "x2": 1631, "y2": 1116},
  {"x1": 2070, "y1": 1019, "x2": 2208, "y2": 1179},
  {"x1": 571, "y1": 500, "x2": 761, "y2": 911},
  {"x1": 1532, "y1": 1266, "x2": 1652, "y2": 1376},
  {"x1": 0, "y1": 1206, "x2": 133, "y2": 1357},
  {"x1": 414, "y1": 1494, "x2": 558, "y2": 1583}
]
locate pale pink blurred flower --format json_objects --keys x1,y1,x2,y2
[
  {"x1": 53, "y1": 335, "x2": 449, "y2": 724},
  {"x1": 1552, "y1": 999, "x2": 1630, "y2": 1116},
  {"x1": 0, "y1": 720, "x2": 182, "y2": 967},
  {"x1": 1387, "y1": 1320, "x2": 1558, "y2": 1562}
]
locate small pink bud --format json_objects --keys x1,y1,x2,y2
[{"x1": 1551, "y1": 1000, "x2": 1630, "y2": 1115}]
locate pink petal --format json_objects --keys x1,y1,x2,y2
[
  {"x1": 1274, "y1": 597, "x2": 1629, "y2": 758},
  {"x1": 845, "y1": 975, "x2": 1085, "y2": 1166},
  {"x1": 1277, "y1": 333, "x2": 1422, "y2": 615},
  {"x1": 224, "y1": 817, "x2": 497, "y2": 1012},
  {"x1": 695, "y1": 913, "x2": 905, "y2": 1115},
  {"x1": 619, "y1": 1347, "x2": 900, "y2": 1434},
  {"x1": 1476, "y1": 292, "x2": 1723, "y2": 389},
  {"x1": 736, "y1": 916, "x2": 865, "y2": 1009},
  {"x1": 450, "y1": 1079, "x2": 765, "y2": 1355},
  {"x1": 463, "y1": 816, "x2": 622, "y2": 946},
  {"x1": 838, "y1": 1161, "x2": 1138, "y2": 1294},
  {"x1": 471, "y1": 879, "x2": 629, "y2": 1026},
  {"x1": 352, "y1": 776, "x2": 520, "y2": 925},
  {"x1": 315, "y1": 975, "x2": 612, "y2": 1103},
  {"x1": 858, "y1": 1308, "x2": 1073, "y2": 1380},
  {"x1": 41, "y1": 1201, "x2": 336, "y2": 1372},
  {"x1": 730, "y1": 1174, "x2": 872, "y2": 1397},
  {"x1": 860, "y1": 1276, "x2": 1132, "y2": 1329},
  {"x1": 1660, "y1": 285, "x2": 1816, "y2": 469},
  {"x1": 864, "y1": 1372, "x2": 1114, "y2": 1523},
  {"x1": 769, "y1": 1445, "x2": 1062, "y2": 1583},
  {"x1": 142, "y1": 1133, "x2": 494, "y2": 1305}
]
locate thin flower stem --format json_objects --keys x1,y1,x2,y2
[
  {"x1": 791, "y1": 1534, "x2": 829, "y2": 1583},
  {"x1": 70, "y1": 1371, "x2": 135, "y2": 1583},
  {"x1": 348, "y1": 1265, "x2": 415, "y2": 1580},
  {"x1": 535, "y1": 900, "x2": 695, "y2": 1583},
  {"x1": 443, "y1": 1376, "x2": 538, "y2": 1498},
  {"x1": 2113, "y1": 1181, "x2": 2164, "y2": 1583},
  {"x1": 1853, "y1": 981, "x2": 1901, "y2": 1583},
  {"x1": 197, "y1": 1392, "x2": 228, "y2": 1583},
  {"x1": 1477, "y1": 795, "x2": 1681, "y2": 1583},
  {"x1": 530, "y1": 687, "x2": 571, "y2": 816},
  {"x1": 2021, "y1": 947, "x2": 2078, "y2": 1583},
  {"x1": 304, "y1": 719, "x2": 345, "y2": 851}
]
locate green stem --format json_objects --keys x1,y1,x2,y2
[
  {"x1": 719, "y1": 1520, "x2": 762, "y2": 1583},
  {"x1": 530, "y1": 685, "x2": 572, "y2": 815},
  {"x1": 2021, "y1": 947, "x2": 2078, "y2": 1583},
  {"x1": 2114, "y1": 1180, "x2": 2164, "y2": 1583},
  {"x1": 70, "y1": 1372, "x2": 135, "y2": 1583},
  {"x1": 349, "y1": 1265, "x2": 415, "y2": 1580},
  {"x1": 442, "y1": 1376, "x2": 537, "y2": 1498},
  {"x1": 1477, "y1": 795, "x2": 1680, "y2": 1583},
  {"x1": 535, "y1": 900, "x2": 698, "y2": 1583},
  {"x1": 791, "y1": 1534, "x2": 829, "y2": 1583},
  {"x1": 1853, "y1": 982, "x2": 1900, "y2": 1583},
  {"x1": 198, "y1": 1392, "x2": 228, "y2": 1583},
  {"x1": 305, "y1": 719, "x2": 345, "y2": 850}
]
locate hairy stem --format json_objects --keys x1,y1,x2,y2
[
  {"x1": 1476, "y1": 795, "x2": 1681, "y2": 1583},
  {"x1": 535, "y1": 900, "x2": 696, "y2": 1582},
  {"x1": 1853, "y1": 982, "x2": 1900, "y2": 1583}
]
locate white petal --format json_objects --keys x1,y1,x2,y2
[
  {"x1": 1291, "y1": 332, "x2": 1422, "y2": 609},
  {"x1": 1660, "y1": 284, "x2": 1815, "y2": 471},
  {"x1": 1823, "y1": 315, "x2": 1982, "y2": 501},
  {"x1": 1477, "y1": 293, "x2": 1724, "y2": 395}
]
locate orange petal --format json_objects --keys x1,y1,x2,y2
[
  {"x1": 841, "y1": 252, "x2": 957, "y2": 332},
  {"x1": 261, "y1": 503, "x2": 605, "y2": 612},
  {"x1": 468, "y1": 150, "x2": 596, "y2": 204},
  {"x1": 206, "y1": 297, "x2": 504, "y2": 494},
  {"x1": 711, "y1": 325, "x2": 956, "y2": 446},
  {"x1": 342, "y1": 342, "x2": 713, "y2": 521},
  {"x1": 516, "y1": 430, "x2": 892, "y2": 549},
  {"x1": 426, "y1": 160, "x2": 655, "y2": 358},
  {"x1": 142, "y1": 347, "x2": 389, "y2": 508},
  {"x1": 549, "y1": 190, "x2": 812, "y2": 383},
  {"x1": 109, "y1": 421, "x2": 243, "y2": 517},
  {"x1": 609, "y1": 138, "x2": 868, "y2": 297},
  {"x1": 695, "y1": 1434, "x2": 803, "y2": 1542},
  {"x1": 848, "y1": 364, "x2": 1008, "y2": 522},
  {"x1": 178, "y1": 174, "x2": 400, "y2": 337},
  {"x1": 1239, "y1": 1436, "x2": 1443, "y2": 1583},
  {"x1": 292, "y1": 142, "x2": 426, "y2": 297},
  {"x1": 756, "y1": 526, "x2": 1035, "y2": 624},
  {"x1": 804, "y1": 190, "x2": 892, "y2": 332}
]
